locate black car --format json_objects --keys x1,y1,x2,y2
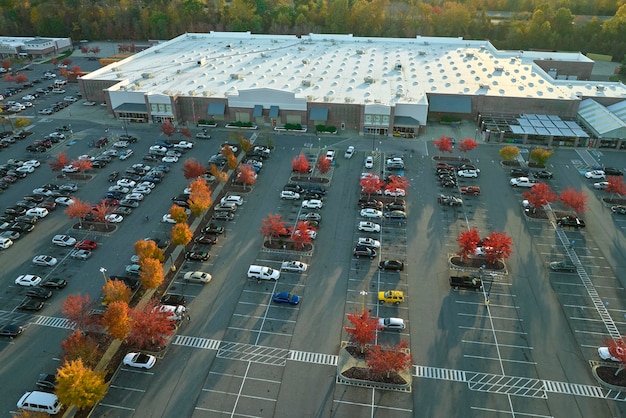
[
  {"x1": 26, "y1": 287, "x2": 53, "y2": 299},
  {"x1": 143, "y1": 237, "x2": 170, "y2": 249},
  {"x1": 386, "y1": 202, "x2": 407, "y2": 211},
  {"x1": 91, "y1": 160, "x2": 108, "y2": 168},
  {"x1": 36, "y1": 373, "x2": 57, "y2": 391},
  {"x1": 532, "y1": 170, "x2": 553, "y2": 179},
  {"x1": 56, "y1": 125, "x2": 72, "y2": 132},
  {"x1": 213, "y1": 212, "x2": 235, "y2": 221},
  {"x1": 23, "y1": 194, "x2": 45, "y2": 203},
  {"x1": 202, "y1": 224, "x2": 224, "y2": 234},
  {"x1": 604, "y1": 167, "x2": 623, "y2": 176},
  {"x1": 359, "y1": 200, "x2": 383, "y2": 209},
  {"x1": 113, "y1": 206, "x2": 133, "y2": 216},
  {"x1": 378, "y1": 260, "x2": 405, "y2": 271},
  {"x1": 143, "y1": 154, "x2": 160, "y2": 162},
  {"x1": 303, "y1": 186, "x2": 327, "y2": 195},
  {"x1": 108, "y1": 171, "x2": 120, "y2": 182},
  {"x1": 15, "y1": 200, "x2": 38, "y2": 209},
  {"x1": 161, "y1": 294, "x2": 186, "y2": 306},
  {"x1": 283, "y1": 184, "x2": 305, "y2": 194},
  {"x1": 611, "y1": 205, "x2": 626, "y2": 215},
  {"x1": 41, "y1": 278, "x2": 67, "y2": 289},
  {"x1": 354, "y1": 245, "x2": 377, "y2": 259},
  {"x1": 0, "y1": 324, "x2": 24, "y2": 338},
  {"x1": 119, "y1": 135, "x2": 139, "y2": 143},
  {"x1": 194, "y1": 234, "x2": 218, "y2": 245},
  {"x1": 109, "y1": 275, "x2": 140, "y2": 290},
  {"x1": 302, "y1": 192, "x2": 323, "y2": 200},
  {"x1": 18, "y1": 297, "x2": 45, "y2": 311},
  {"x1": 441, "y1": 179, "x2": 457, "y2": 188},
  {"x1": 458, "y1": 164, "x2": 478, "y2": 171},
  {"x1": 9, "y1": 222, "x2": 35, "y2": 233},
  {"x1": 15, "y1": 215, "x2": 38, "y2": 224},
  {"x1": 557, "y1": 215, "x2": 585, "y2": 228},
  {"x1": 185, "y1": 251, "x2": 210, "y2": 261},
  {"x1": 510, "y1": 168, "x2": 530, "y2": 177}
]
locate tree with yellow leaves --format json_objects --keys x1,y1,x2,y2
[
  {"x1": 168, "y1": 204, "x2": 188, "y2": 223},
  {"x1": 188, "y1": 178, "x2": 212, "y2": 217},
  {"x1": 102, "y1": 279, "x2": 131, "y2": 305},
  {"x1": 209, "y1": 163, "x2": 228, "y2": 183},
  {"x1": 139, "y1": 257, "x2": 164, "y2": 289},
  {"x1": 102, "y1": 301, "x2": 132, "y2": 340},
  {"x1": 134, "y1": 239, "x2": 164, "y2": 262},
  {"x1": 171, "y1": 222, "x2": 193, "y2": 246},
  {"x1": 56, "y1": 359, "x2": 107, "y2": 409}
]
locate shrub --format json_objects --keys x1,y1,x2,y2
[{"x1": 284, "y1": 123, "x2": 303, "y2": 130}]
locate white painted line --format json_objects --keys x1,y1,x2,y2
[
  {"x1": 471, "y1": 406, "x2": 553, "y2": 418},
  {"x1": 208, "y1": 371, "x2": 281, "y2": 384},
  {"x1": 456, "y1": 301, "x2": 519, "y2": 309},
  {"x1": 203, "y1": 388, "x2": 276, "y2": 402},
  {"x1": 120, "y1": 368, "x2": 154, "y2": 375},
  {"x1": 464, "y1": 354, "x2": 536, "y2": 365},
  {"x1": 98, "y1": 403, "x2": 136, "y2": 411},
  {"x1": 232, "y1": 313, "x2": 297, "y2": 323},
  {"x1": 574, "y1": 329, "x2": 612, "y2": 337},
  {"x1": 459, "y1": 326, "x2": 527, "y2": 335},
  {"x1": 109, "y1": 385, "x2": 146, "y2": 392},
  {"x1": 458, "y1": 313, "x2": 522, "y2": 322},
  {"x1": 227, "y1": 326, "x2": 293, "y2": 337},
  {"x1": 332, "y1": 399, "x2": 413, "y2": 412},
  {"x1": 462, "y1": 340, "x2": 533, "y2": 350},
  {"x1": 569, "y1": 316, "x2": 626, "y2": 326}
]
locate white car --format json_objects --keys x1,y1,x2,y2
[
  {"x1": 358, "y1": 221, "x2": 381, "y2": 232},
  {"x1": 22, "y1": 95, "x2": 36, "y2": 101},
  {"x1": 64, "y1": 96, "x2": 78, "y2": 102},
  {"x1": 183, "y1": 271, "x2": 212, "y2": 284},
  {"x1": 102, "y1": 149, "x2": 118, "y2": 157},
  {"x1": 0, "y1": 237, "x2": 13, "y2": 249},
  {"x1": 594, "y1": 181, "x2": 609, "y2": 190},
  {"x1": 132, "y1": 186, "x2": 152, "y2": 195},
  {"x1": 22, "y1": 101, "x2": 33, "y2": 107},
  {"x1": 55, "y1": 197, "x2": 75, "y2": 205},
  {"x1": 137, "y1": 181, "x2": 156, "y2": 189},
  {"x1": 302, "y1": 199, "x2": 323, "y2": 209},
  {"x1": 117, "y1": 179, "x2": 137, "y2": 188},
  {"x1": 123, "y1": 352, "x2": 156, "y2": 369},
  {"x1": 280, "y1": 261, "x2": 308, "y2": 272},
  {"x1": 220, "y1": 195, "x2": 243, "y2": 206},
  {"x1": 119, "y1": 149, "x2": 134, "y2": 160},
  {"x1": 384, "y1": 188, "x2": 406, "y2": 197},
  {"x1": 174, "y1": 141, "x2": 194, "y2": 149},
  {"x1": 358, "y1": 237, "x2": 381, "y2": 248},
  {"x1": 15, "y1": 274, "x2": 42, "y2": 287},
  {"x1": 71, "y1": 249, "x2": 92, "y2": 260},
  {"x1": 149, "y1": 145, "x2": 167, "y2": 153},
  {"x1": 113, "y1": 140, "x2": 129, "y2": 148},
  {"x1": 22, "y1": 160, "x2": 41, "y2": 168},
  {"x1": 585, "y1": 170, "x2": 605, "y2": 179},
  {"x1": 52, "y1": 234, "x2": 76, "y2": 247},
  {"x1": 105, "y1": 214, "x2": 124, "y2": 223},
  {"x1": 162, "y1": 155, "x2": 179, "y2": 163},
  {"x1": 25, "y1": 207, "x2": 48, "y2": 218},
  {"x1": 457, "y1": 169, "x2": 479, "y2": 178},
  {"x1": 108, "y1": 185, "x2": 130, "y2": 193},
  {"x1": 132, "y1": 164, "x2": 151, "y2": 171},
  {"x1": 378, "y1": 317, "x2": 405, "y2": 330},
  {"x1": 344, "y1": 146, "x2": 355, "y2": 159},
  {"x1": 161, "y1": 214, "x2": 177, "y2": 224},
  {"x1": 16, "y1": 165, "x2": 35, "y2": 173},
  {"x1": 62, "y1": 165, "x2": 78, "y2": 173},
  {"x1": 154, "y1": 304, "x2": 187, "y2": 320},
  {"x1": 598, "y1": 346, "x2": 621, "y2": 362},
  {"x1": 32, "y1": 255, "x2": 58, "y2": 267},
  {"x1": 124, "y1": 193, "x2": 144, "y2": 201},
  {"x1": 364, "y1": 156, "x2": 374, "y2": 169},
  {"x1": 48, "y1": 132, "x2": 65, "y2": 139},
  {"x1": 293, "y1": 229, "x2": 317, "y2": 240},
  {"x1": 281, "y1": 191, "x2": 300, "y2": 200},
  {"x1": 360, "y1": 208, "x2": 383, "y2": 219},
  {"x1": 361, "y1": 172, "x2": 379, "y2": 180}
]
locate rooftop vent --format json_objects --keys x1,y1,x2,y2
[
  {"x1": 141, "y1": 73, "x2": 153, "y2": 79},
  {"x1": 466, "y1": 52, "x2": 474, "y2": 57},
  {"x1": 356, "y1": 49, "x2": 365, "y2": 55},
  {"x1": 423, "y1": 41, "x2": 429, "y2": 45},
  {"x1": 302, "y1": 59, "x2": 310, "y2": 64},
  {"x1": 395, "y1": 61, "x2": 402, "y2": 70},
  {"x1": 298, "y1": 47, "x2": 305, "y2": 51},
  {"x1": 596, "y1": 84, "x2": 605, "y2": 91},
  {"x1": 418, "y1": 51, "x2": 426, "y2": 56},
  {"x1": 364, "y1": 76, "x2": 374, "y2": 84},
  {"x1": 197, "y1": 58, "x2": 206, "y2": 66},
  {"x1": 230, "y1": 73, "x2": 242, "y2": 80},
  {"x1": 494, "y1": 66, "x2": 504, "y2": 72},
  {"x1": 479, "y1": 83, "x2": 490, "y2": 89},
  {"x1": 302, "y1": 79, "x2": 312, "y2": 87}
]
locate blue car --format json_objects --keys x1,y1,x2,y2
[
  {"x1": 272, "y1": 292, "x2": 300, "y2": 305},
  {"x1": 106, "y1": 191, "x2": 123, "y2": 199},
  {"x1": 141, "y1": 175, "x2": 161, "y2": 184},
  {"x1": 155, "y1": 140, "x2": 173, "y2": 148}
]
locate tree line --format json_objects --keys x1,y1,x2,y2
[{"x1": 1, "y1": 1, "x2": 626, "y2": 60}]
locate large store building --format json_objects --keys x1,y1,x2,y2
[{"x1": 79, "y1": 32, "x2": 626, "y2": 149}]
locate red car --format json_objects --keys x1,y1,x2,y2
[
  {"x1": 460, "y1": 186, "x2": 481, "y2": 195},
  {"x1": 75, "y1": 239, "x2": 98, "y2": 250}
]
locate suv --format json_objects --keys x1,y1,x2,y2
[
  {"x1": 283, "y1": 184, "x2": 304, "y2": 194},
  {"x1": 247, "y1": 265, "x2": 280, "y2": 281},
  {"x1": 604, "y1": 167, "x2": 623, "y2": 176},
  {"x1": 378, "y1": 290, "x2": 405, "y2": 304},
  {"x1": 353, "y1": 245, "x2": 376, "y2": 259}
]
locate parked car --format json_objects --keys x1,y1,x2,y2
[
  {"x1": 378, "y1": 290, "x2": 404, "y2": 304},
  {"x1": 460, "y1": 186, "x2": 481, "y2": 195},
  {"x1": 364, "y1": 156, "x2": 374, "y2": 169},
  {"x1": 194, "y1": 234, "x2": 218, "y2": 245},
  {"x1": 184, "y1": 251, "x2": 210, "y2": 261},
  {"x1": 302, "y1": 199, "x2": 323, "y2": 209},
  {"x1": 41, "y1": 278, "x2": 67, "y2": 289},
  {"x1": 360, "y1": 208, "x2": 383, "y2": 219},
  {"x1": 357, "y1": 237, "x2": 381, "y2": 248},
  {"x1": 358, "y1": 221, "x2": 381, "y2": 232},
  {"x1": 202, "y1": 224, "x2": 224, "y2": 234},
  {"x1": 272, "y1": 292, "x2": 301, "y2": 305},
  {"x1": 26, "y1": 287, "x2": 52, "y2": 299},
  {"x1": 611, "y1": 205, "x2": 626, "y2": 215},
  {"x1": 557, "y1": 215, "x2": 585, "y2": 228},
  {"x1": 438, "y1": 195, "x2": 462, "y2": 206},
  {"x1": 75, "y1": 239, "x2": 98, "y2": 250},
  {"x1": 378, "y1": 317, "x2": 405, "y2": 330},
  {"x1": 449, "y1": 275, "x2": 483, "y2": 290},
  {"x1": 584, "y1": 170, "x2": 605, "y2": 179},
  {"x1": 183, "y1": 271, "x2": 212, "y2": 283},
  {"x1": 52, "y1": 234, "x2": 76, "y2": 247},
  {"x1": 344, "y1": 146, "x2": 355, "y2": 159},
  {"x1": 70, "y1": 249, "x2": 92, "y2": 260},
  {"x1": 549, "y1": 260, "x2": 577, "y2": 272},
  {"x1": 378, "y1": 260, "x2": 404, "y2": 271},
  {"x1": 15, "y1": 274, "x2": 42, "y2": 287},
  {"x1": 123, "y1": 352, "x2": 156, "y2": 369},
  {"x1": 0, "y1": 324, "x2": 24, "y2": 338},
  {"x1": 532, "y1": 170, "x2": 553, "y2": 179},
  {"x1": 384, "y1": 210, "x2": 407, "y2": 219},
  {"x1": 280, "y1": 190, "x2": 300, "y2": 200},
  {"x1": 32, "y1": 255, "x2": 58, "y2": 267},
  {"x1": 280, "y1": 261, "x2": 308, "y2": 272},
  {"x1": 354, "y1": 245, "x2": 376, "y2": 259},
  {"x1": 18, "y1": 297, "x2": 45, "y2": 311},
  {"x1": 603, "y1": 167, "x2": 623, "y2": 176}
]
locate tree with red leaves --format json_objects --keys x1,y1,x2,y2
[
  {"x1": 72, "y1": 157, "x2": 93, "y2": 178},
  {"x1": 367, "y1": 340, "x2": 413, "y2": 379},
  {"x1": 316, "y1": 156, "x2": 331, "y2": 174},
  {"x1": 15, "y1": 73, "x2": 28, "y2": 83},
  {"x1": 387, "y1": 175, "x2": 410, "y2": 191},
  {"x1": 179, "y1": 127, "x2": 192, "y2": 138},
  {"x1": 360, "y1": 176, "x2": 384, "y2": 198},
  {"x1": 61, "y1": 58, "x2": 72, "y2": 67},
  {"x1": 260, "y1": 214, "x2": 287, "y2": 244},
  {"x1": 183, "y1": 158, "x2": 207, "y2": 179},
  {"x1": 292, "y1": 154, "x2": 311, "y2": 174},
  {"x1": 459, "y1": 138, "x2": 478, "y2": 155},
  {"x1": 92, "y1": 200, "x2": 112, "y2": 222},
  {"x1": 237, "y1": 165, "x2": 257, "y2": 190},
  {"x1": 344, "y1": 310, "x2": 381, "y2": 353},
  {"x1": 481, "y1": 231, "x2": 514, "y2": 264},
  {"x1": 559, "y1": 187, "x2": 588, "y2": 214},
  {"x1": 61, "y1": 329, "x2": 101, "y2": 369},
  {"x1": 602, "y1": 338, "x2": 626, "y2": 375},
  {"x1": 62, "y1": 293, "x2": 96, "y2": 331},
  {"x1": 457, "y1": 228, "x2": 481, "y2": 260},
  {"x1": 606, "y1": 176, "x2": 626, "y2": 201},
  {"x1": 127, "y1": 301, "x2": 175, "y2": 351},
  {"x1": 49, "y1": 152, "x2": 69, "y2": 172},
  {"x1": 161, "y1": 120, "x2": 176, "y2": 137},
  {"x1": 291, "y1": 221, "x2": 315, "y2": 248},
  {"x1": 434, "y1": 135, "x2": 453, "y2": 154},
  {"x1": 522, "y1": 183, "x2": 557, "y2": 212},
  {"x1": 65, "y1": 198, "x2": 91, "y2": 226}
]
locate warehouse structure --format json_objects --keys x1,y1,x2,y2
[{"x1": 79, "y1": 32, "x2": 626, "y2": 148}]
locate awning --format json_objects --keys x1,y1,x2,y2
[
  {"x1": 253, "y1": 105, "x2": 263, "y2": 117},
  {"x1": 269, "y1": 105, "x2": 279, "y2": 119},
  {"x1": 207, "y1": 102, "x2": 226, "y2": 115},
  {"x1": 113, "y1": 103, "x2": 148, "y2": 113},
  {"x1": 310, "y1": 107, "x2": 329, "y2": 121},
  {"x1": 394, "y1": 116, "x2": 419, "y2": 127}
]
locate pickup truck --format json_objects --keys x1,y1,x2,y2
[
  {"x1": 460, "y1": 186, "x2": 481, "y2": 195},
  {"x1": 509, "y1": 177, "x2": 538, "y2": 188},
  {"x1": 449, "y1": 275, "x2": 482, "y2": 291},
  {"x1": 325, "y1": 149, "x2": 335, "y2": 163}
]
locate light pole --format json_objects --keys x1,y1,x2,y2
[
  {"x1": 99, "y1": 267, "x2": 108, "y2": 284},
  {"x1": 318, "y1": 137, "x2": 321, "y2": 151},
  {"x1": 360, "y1": 290, "x2": 368, "y2": 313}
]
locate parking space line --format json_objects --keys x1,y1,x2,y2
[
  {"x1": 471, "y1": 406, "x2": 553, "y2": 417},
  {"x1": 458, "y1": 313, "x2": 522, "y2": 322},
  {"x1": 462, "y1": 340, "x2": 533, "y2": 350},
  {"x1": 346, "y1": 300, "x2": 409, "y2": 310},
  {"x1": 459, "y1": 326, "x2": 527, "y2": 335},
  {"x1": 119, "y1": 368, "x2": 154, "y2": 375},
  {"x1": 227, "y1": 326, "x2": 293, "y2": 337},
  {"x1": 464, "y1": 354, "x2": 537, "y2": 365},
  {"x1": 332, "y1": 399, "x2": 413, "y2": 412},
  {"x1": 575, "y1": 329, "x2": 612, "y2": 337},
  {"x1": 203, "y1": 388, "x2": 277, "y2": 402},
  {"x1": 570, "y1": 316, "x2": 626, "y2": 326},
  {"x1": 456, "y1": 301, "x2": 519, "y2": 309},
  {"x1": 232, "y1": 313, "x2": 297, "y2": 323},
  {"x1": 98, "y1": 403, "x2": 135, "y2": 411},
  {"x1": 242, "y1": 289, "x2": 270, "y2": 295},
  {"x1": 109, "y1": 385, "x2": 146, "y2": 392},
  {"x1": 208, "y1": 371, "x2": 281, "y2": 384}
]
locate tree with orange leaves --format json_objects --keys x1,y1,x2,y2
[
  {"x1": 161, "y1": 120, "x2": 176, "y2": 137},
  {"x1": 366, "y1": 340, "x2": 413, "y2": 379},
  {"x1": 49, "y1": 152, "x2": 70, "y2": 172},
  {"x1": 360, "y1": 176, "x2": 384, "y2": 198},
  {"x1": 171, "y1": 222, "x2": 193, "y2": 246},
  {"x1": 316, "y1": 156, "x2": 331, "y2": 174},
  {"x1": 102, "y1": 279, "x2": 131, "y2": 305},
  {"x1": 226, "y1": 153, "x2": 238, "y2": 170},
  {"x1": 102, "y1": 301, "x2": 132, "y2": 340},
  {"x1": 237, "y1": 136, "x2": 253, "y2": 153},
  {"x1": 134, "y1": 239, "x2": 164, "y2": 263},
  {"x1": 344, "y1": 310, "x2": 380, "y2": 353},
  {"x1": 260, "y1": 214, "x2": 288, "y2": 244},
  {"x1": 168, "y1": 204, "x2": 188, "y2": 223},
  {"x1": 61, "y1": 329, "x2": 101, "y2": 368},
  {"x1": 434, "y1": 135, "x2": 454, "y2": 154},
  {"x1": 65, "y1": 198, "x2": 91, "y2": 226},
  {"x1": 183, "y1": 158, "x2": 207, "y2": 179},
  {"x1": 72, "y1": 157, "x2": 93, "y2": 178},
  {"x1": 237, "y1": 165, "x2": 256, "y2": 190},
  {"x1": 188, "y1": 178, "x2": 212, "y2": 217},
  {"x1": 92, "y1": 200, "x2": 112, "y2": 222},
  {"x1": 209, "y1": 164, "x2": 228, "y2": 183},
  {"x1": 62, "y1": 293, "x2": 96, "y2": 331},
  {"x1": 56, "y1": 358, "x2": 107, "y2": 410},
  {"x1": 139, "y1": 257, "x2": 164, "y2": 289},
  {"x1": 559, "y1": 187, "x2": 588, "y2": 214}
]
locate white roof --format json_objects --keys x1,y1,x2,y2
[{"x1": 82, "y1": 32, "x2": 626, "y2": 106}]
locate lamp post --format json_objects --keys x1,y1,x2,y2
[
  {"x1": 360, "y1": 290, "x2": 368, "y2": 313},
  {"x1": 99, "y1": 267, "x2": 108, "y2": 284}
]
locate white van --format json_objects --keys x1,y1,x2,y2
[
  {"x1": 247, "y1": 265, "x2": 280, "y2": 281},
  {"x1": 17, "y1": 391, "x2": 62, "y2": 414}
]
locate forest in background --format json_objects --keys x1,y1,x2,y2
[{"x1": 1, "y1": 0, "x2": 626, "y2": 60}]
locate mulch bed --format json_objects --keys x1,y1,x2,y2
[
  {"x1": 72, "y1": 222, "x2": 117, "y2": 233},
  {"x1": 290, "y1": 176, "x2": 329, "y2": 184},
  {"x1": 264, "y1": 240, "x2": 312, "y2": 252},
  {"x1": 450, "y1": 256, "x2": 505, "y2": 271},
  {"x1": 596, "y1": 366, "x2": 626, "y2": 388},
  {"x1": 342, "y1": 346, "x2": 407, "y2": 385}
]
